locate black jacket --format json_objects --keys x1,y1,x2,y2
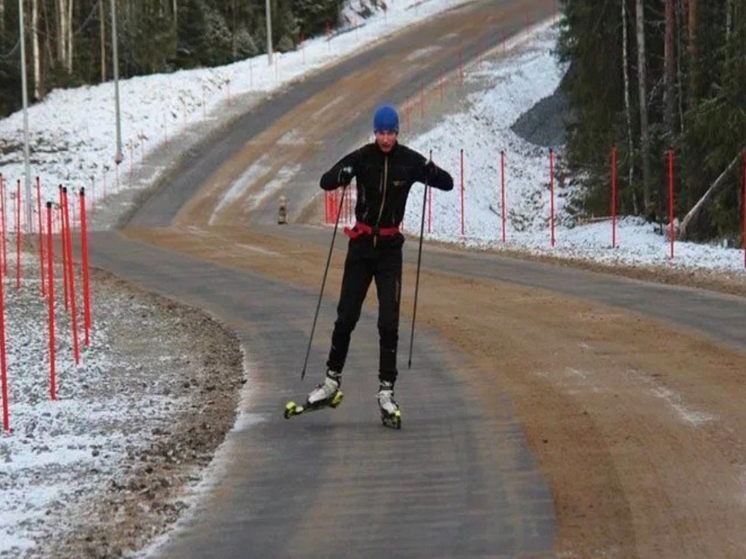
[{"x1": 320, "y1": 142, "x2": 453, "y2": 229}]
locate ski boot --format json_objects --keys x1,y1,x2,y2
[
  {"x1": 377, "y1": 381, "x2": 402, "y2": 429},
  {"x1": 284, "y1": 371, "x2": 344, "y2": 419}
]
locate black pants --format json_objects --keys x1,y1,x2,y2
[{"x1": 326, "y1": 237, "x2": 403, "y2": 384}]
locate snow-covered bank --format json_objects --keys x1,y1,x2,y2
[
  {"x1": 0, "y1": 0, "x2": 476, "y2": 218},
  {"x1": 0, "y1": 264, "x2": 242, "y2": 558},
  {"x1": 404, "y1": 23, "x2": 746, "y2": 273}
]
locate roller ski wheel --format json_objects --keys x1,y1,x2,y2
[
  {"x1": 380, "y1": 408, "x2": 402, "y2": 430},
  {"x1": 377, "y1": 381, "x2": 401, "y2": 430},
  {"x1": 284, "y1": 390, "x2": 344, "y2": 419}
]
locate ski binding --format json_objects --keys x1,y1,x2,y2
[
  {"x1": 380, "y1": 409, "x2": 402, "y2": 430},
  {"x1": 284, "y1": 390, "x2": 344, "y2": 419}
]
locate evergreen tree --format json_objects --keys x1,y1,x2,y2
[
  {"x1": 557, "y1": 0, "x2": 628, "y2": 215},
  {"x1": 277, "y1": 0, "x2": 300, "y2": 52},
  {"x1": 0, "y1": 0, "x2": 21, "y2": 115},
  {"x1": 0, "y1": 0, "x2": 355, "y2": 119}
]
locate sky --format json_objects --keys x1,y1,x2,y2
[{"x1": 1, "y1": 0, "x2": 746, "y2": 555}]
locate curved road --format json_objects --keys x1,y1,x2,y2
[{"x1": 90, "y1": 1, "x2": 746, "y2": 557}]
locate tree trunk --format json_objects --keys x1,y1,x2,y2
[
  {"x1": 622, "y1": 0, "x2": 638, "y2": 213},
  {"x1": 0, "y1": 0, "x2": 5, "y2": 35},
  {"x1": 32, "y1": 0, "x2": 41, "y2": 100},
  {"x1": 687, "y1": 0, "x2": 697, "y2": 96},
  {"x1": 57, "y1": 0, "x2": 67, "y2": 69},
  {"x1": 679, "y1": 146, "x2": 746, "y2": 239},
  {"x1": 726, "y1": 0, "x2": 733, "y2": 41},
  {"x1": 67, "y1": 0, "x2": 73, "y2": 73},
  {"x1": 664, "y1": 0, "x2": 676, "y2": 140},
  {"x1": 635, "y1": 0, "x2": 652, "y2": 211},
  {"x1": 100, "y1": 0, "x2": 106, "y2": 81},
  {"x1": 676, "y1": 0, "x2": 685, "y2": 130}
]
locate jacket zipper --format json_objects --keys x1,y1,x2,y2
[{"x1": 374, "y1": 155, "x2": 389, "y2": 247}]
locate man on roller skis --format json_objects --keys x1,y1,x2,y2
[{"x1": 290, "y1": 104, "x2": 453, "y2": 429}]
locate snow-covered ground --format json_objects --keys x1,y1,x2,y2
[
  {"x1": 401, "y1": 22, "x2": 746, "y2": 272},
  {"x1": 1, "y1": 0, "x2": 746, "y2": 556}
]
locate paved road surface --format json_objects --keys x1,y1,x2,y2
[{"x1": 88, "y1": 0, "x2": 746, "y2": 556}]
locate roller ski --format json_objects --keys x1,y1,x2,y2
[
  {"x1": 284, "y1": 372, "x2": 344, "y2": 419},
  {"x1": 377, "y1": 381, "x2": 402, "y2": 429}
]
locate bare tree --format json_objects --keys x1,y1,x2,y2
[
  {"x1": 57, "y1": 0, "x2": 67, "y2": 69},
  {"x1": 100, "y1": 0, "x2": 106, "y2": 81},
  {"x1": 621, "y1": 0, "x2": 638, "y2": 214},
  {"x1": 67, "y1": 0, "x2": 73, "y2": 72},
  {"x1": 635, "y1": 0, "x2": 652, "y2": 210},
  {"x1": 55, "y1": 0, "x2": 74, "y2": 73},
  {"x1": 685, "y1": 0, "x2": 697, "y2": 100},
  {"x1": 679, "y1": 145, "x2": 746, "y2": 239},
  {"x1": 664, "y1": 0, "x2": 676, "y2": 139},
  {"x1": 32, "y1": 0, "x2": 41, "y2": 99},
  {"x1": 0, "y1": 0, "x2": 5, "y2": 35}
]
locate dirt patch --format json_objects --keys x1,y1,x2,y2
[
  {"x1": 32, "y1": 269, "x2": 244, "y2": 559},
  {"x1": 511, "y1": 84, "x2": 570, "y2": 147}
]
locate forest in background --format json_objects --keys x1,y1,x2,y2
[
  {"x1": 0, "y1": 0, "x2": 365, "y2": 115},
  {"x1": 558, "y1": 0, "x2": 746, "y2": 241},
  {"x1": 2, "y1": 0, "x2": 745, "y2": 241}
]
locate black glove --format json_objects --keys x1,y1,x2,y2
[
  {"x1": 337, "y1": 166, "x2": 354, "y2": 186},
  {"x1": 423, "y1": 160, "x2": 438, "y2": 182}
]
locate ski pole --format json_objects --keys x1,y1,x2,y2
[
  {"x1": 301, "y1": 186, "x2": 348, "y2": 379},
  {"x1": 408, "y1": 152, "x2": 431, "y2": 369}
]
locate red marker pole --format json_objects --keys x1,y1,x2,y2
[
  {"x1": 550, "y1": 148, "x2": 556, "y2": 247},
  {"x1": 743, "y1": 149, "x2": 746, "y2": 270},
  {"x1": 80, "y1": 189, "x2": 91, "y2": 347},
  {"x1": 0, "y1": 176, "x2": 6, "y2": 277},
  {"x1": 460, "y1": 149, "x2": 465, "y2": 237},
  {"x1": 0, "y1": 241, "x2": 7, "y2": 432},
  {"x1": 612, "y1": 146, "x2": 617, "y2": 248},
  {"x1": 0, "y1": 176, "x2": 3, "y2": 275},
  {"x1": 420, "y1": 84, "x2": 425, "y2": 119},
  {"x1": 15, "y1": 180, "x2": 21, "y2": 290},
  {"x1": 668, "y1": 147, "x2": 675, "y2": 260},
  {"x1": 63, "y1": 189, "x2": 79, "y2": 365},
  {"x1": 36, "y1": 178, "x2": 45, "y2": 297},
  {"x1": 47, "y1": 202, "x2": 56, "y2": 401},
  {"x1": 501, "y1": 150, "x2": 506, "y2": 242},
  {"x1": 60, "y1": 188, "x2": 69, "y2": 312},
  {"x1": 459, "y1": 52, "x2": 464, "y2": 87}
]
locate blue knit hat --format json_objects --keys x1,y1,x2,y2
[{"x1": 373, "y1": 105, "x2": 399, "y2": 133}]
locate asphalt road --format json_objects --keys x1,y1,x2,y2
[{"x1": 87, "y1": 0, "x2": 746, "y2": 556}]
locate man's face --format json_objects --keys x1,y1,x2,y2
[{"x1": 375, "y1": 130, "x2": 398, "y2": 153}]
